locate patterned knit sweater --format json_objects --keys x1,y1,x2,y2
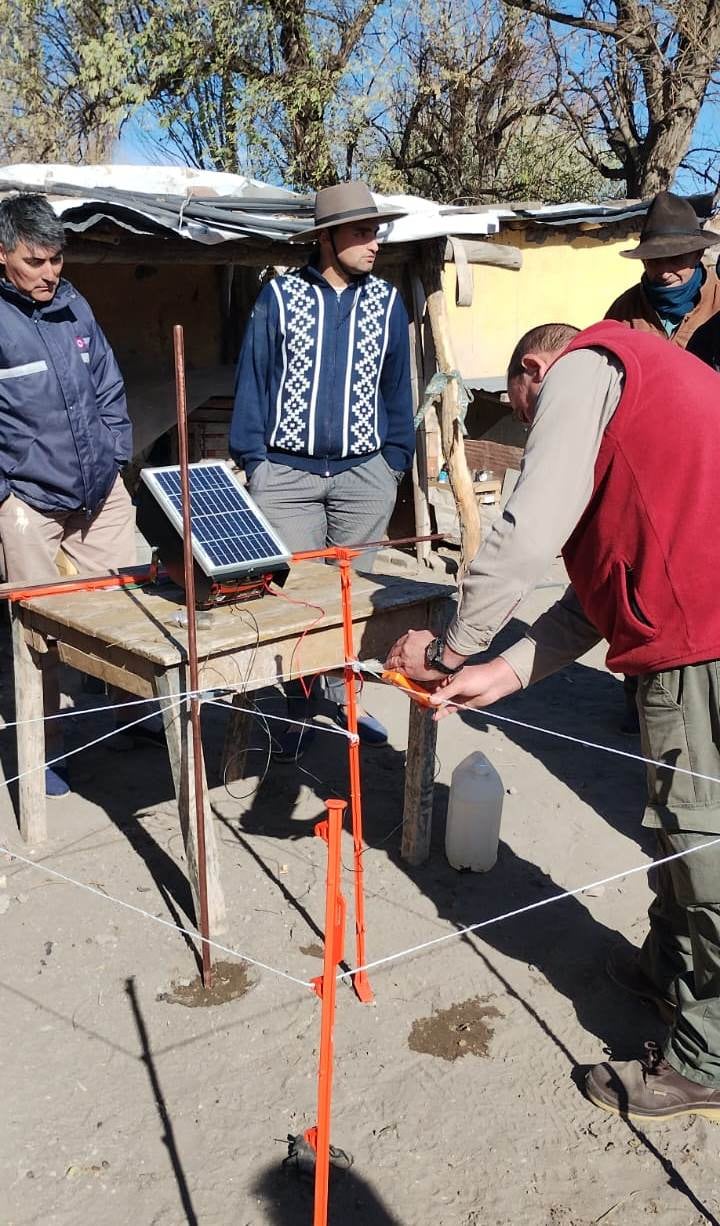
[{"x1": 230, "y1": 264, "x2": 415, "y2": 477}]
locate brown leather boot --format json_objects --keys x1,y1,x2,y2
[{"x1": 586, "y1": 1042, "x2": 720, "y2": 1121}]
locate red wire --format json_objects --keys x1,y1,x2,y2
[{"x1": 264, "y1": 579, "x2": 329, "y2": 699}]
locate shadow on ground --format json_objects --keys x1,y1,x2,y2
[
  {"x1": 2, "y1": 606, "x2": 704, "y2": 1223},
  {"x1": 252, "y1": 1160, "x2": 403, "y2": 1226}
]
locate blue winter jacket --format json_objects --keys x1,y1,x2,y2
[
  {"x1": 230, "y1": 264, "x2": 415, "y2": 477},
  {"x1": 0, "y1": 277, "x2": 132, "y2": 513}
]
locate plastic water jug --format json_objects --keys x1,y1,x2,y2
[{"x1": 445, "y1": 751, "x2": 504, "y2": 871}]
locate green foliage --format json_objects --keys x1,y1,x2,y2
[
  {"x1": 497, "y1": 120, "x2": 623, "y2": 204},
  {"x1": 0, "y1": 0, "x2": 713, "y2": 200}
]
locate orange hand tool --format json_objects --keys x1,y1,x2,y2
[{"x1": 381, "y1": 669, "x2": 435, "y2": 707}]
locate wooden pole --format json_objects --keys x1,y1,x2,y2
[
  {"x1": 408, "y1": 273, "x2": 433, "y2": 568},
  {"x1": 173, "y1": 324, "x2": 213, "y2": 991},
  {"x1": 421, "y1": 239, "x2": 481, "y2": 571}
]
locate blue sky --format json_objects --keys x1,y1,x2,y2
[{"x1": 114, "y1": 93, "x2": 720, "y2": 202}]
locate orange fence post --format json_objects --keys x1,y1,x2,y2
[
  {"x1": 337, "y1": 551, "x2": 373, "y2": 1004},
  {"x1": 305, "y1": 797, "x2": 347, "y2": 1226},
  {"x1": 288, "y1": 544, "x2": 373, "y2": 1002}
]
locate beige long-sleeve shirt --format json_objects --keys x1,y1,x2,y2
[{"x1": 445, "y1": 347, "x2": 624, "y2": 686}]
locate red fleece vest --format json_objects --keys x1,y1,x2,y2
[{"x1": 560, "y1": 321, "x2": 720, "y2": 675}]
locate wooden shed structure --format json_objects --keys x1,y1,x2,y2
[{"x1": 1, "y1": 165, "x2": 714, "y2": 565}]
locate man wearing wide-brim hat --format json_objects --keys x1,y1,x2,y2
[
  {"x1": 230, "y1": 181, "x2": 415, "y2": 759},
  {"x1": 605, "y1": 190, "x2": 720, "y2": 347}
]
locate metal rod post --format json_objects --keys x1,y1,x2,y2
[{"x1": 173, "y1": 324, "x2": 213, "y2": 990}]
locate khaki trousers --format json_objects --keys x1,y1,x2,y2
[
  {"x1": 0, "y1": 476, "x2": 136, "y2": 584},
  {"x1": 0, "y1": 478, "x2": 136, "y2": 749},
  {"x1": 637, "y1": 662, "x2": 720, "y2": 1085}
]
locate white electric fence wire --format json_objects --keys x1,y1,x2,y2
[
  {"x1": 0, "y1": 662, "x2": 353, "y2": 729},
  {"x1": 11, "y1": 656, "x2": 720, "y2": 995},
  {"x1": 339, "y1": 834, "x2": 720, "y2": 984},
  {"x1": 445, "y1": 700, "x2": 720, "y2": 788},
  {"x1": 4, "y1": 701, "x2": 184, "y2": 789},
  {"x1": 333, "y1": 665, "x2": 720, "y2": 982},
  {"x1": 4, "y1": 694, "x2": 356, "y2": 791},
  {"x1": 203, "y1": 698, "x2": 357, "y2": 742},
  {"x1": 358, "y1": 660, "x2": 720, "y2": 799},
  {"x1": 0, "y1": 843, "x2": 314, "y2": 990}
]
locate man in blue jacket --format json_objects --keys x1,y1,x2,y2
[
  {"x1": 0, "y1": 193, "x2": 136, "y2": 795},
  {"x1": 230, "y1": 181, "x2": 415, "y2": 759}
]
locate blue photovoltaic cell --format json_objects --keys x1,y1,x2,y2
[{"x1": 151, "y1": 464, "x2": 288, "y2": 573}]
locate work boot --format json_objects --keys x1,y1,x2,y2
[
  {"x1": 45, "y1": 763, "x2": 70, "y2": 797},
  {"x1": 606, "y1": 945, "x2": 676, "y2": 1024},
  {"x1": 586, "y1": 1041, "x2": 720, "y2": 1122}
]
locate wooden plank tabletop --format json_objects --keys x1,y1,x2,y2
[{"x1": 19, "y1": 563, "x2": 452, "y2": 668}]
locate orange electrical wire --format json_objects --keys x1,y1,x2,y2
[{"x1": 263, "y1": 579, "x2": 329, "y2": 699}]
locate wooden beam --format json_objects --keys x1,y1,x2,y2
[
  {"x1": 401, "y1": 700, "x2": 438, "y2": 865},
  {"x1": 407, "y1": 272, "x2": 433, "y2": 567},
  {"x1": 11, "y1": 610, "x2": 47, "y2": 843},
  {"x1": 443, "y1": 238, "x2": 521, "y2": 270},
  {"x1": 63, "y1": 232, "x2": 521, "y2": 271},
  {"x1": 421, "y1": 240, "x2": 481, "y2": 570}
]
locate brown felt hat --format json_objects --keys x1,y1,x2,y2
[
  {"x1": 288, "y1": 181, "x2": 407, "y2": 243},
  {"x1": 621, "y1": 191, "x2": 719, "y2": 260}
]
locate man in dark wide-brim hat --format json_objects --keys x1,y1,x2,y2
[
  {"x1": 605, "y1": 190, "x2": 720, "y2": 347},
  {"x1": 230, "y1": 181, "x2": 415, "y2": 760}
]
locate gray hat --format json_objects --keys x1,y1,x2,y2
[
  {"x1": 621, "y1": 191, "x2": 719, "y2": 260},
  {"x1": 288, "y1": 181, "x2": 407, "y2": 244}
]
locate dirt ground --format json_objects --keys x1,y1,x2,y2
[{"x1": 2, "y1": 559, "x2": 720, "y2": 1226}]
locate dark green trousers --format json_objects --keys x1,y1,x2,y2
[{"x1": 637, "y1": 662, "x2": 720, "y2": 1085}]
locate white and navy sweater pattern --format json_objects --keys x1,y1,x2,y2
[{"x1": 269, "y1": 271, "x2": 396, "y2": 457}]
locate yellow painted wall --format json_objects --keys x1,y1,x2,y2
[{"x1": 445, "y1": 226, "x2": 642, "y2": 380}]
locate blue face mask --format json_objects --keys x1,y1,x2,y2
[{"x1": 642, "y1": 264, "x2": 703, "y2": 326}]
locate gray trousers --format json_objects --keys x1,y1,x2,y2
[
  {"x1": 637, "y1": 662, "x2": 720, "y2": 1085},
  {"x1": 249, "y1": 454, "x2": 400, "y2": 705}
]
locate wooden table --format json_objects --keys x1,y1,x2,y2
[{"x1": 10, "y1": 564, "x2": 450, "y2": 931}]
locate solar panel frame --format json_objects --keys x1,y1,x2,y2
[{"x1": 140, "y1": 460, "x2": 291, "y2": 579}]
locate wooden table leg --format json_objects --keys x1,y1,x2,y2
[
  {"x1": 10, "y1": 608, "x2": 47, "y2": 843},
  {"x1": 401, "y1": 699, "x2": 437, "y2": 865},
  {"x1": 155, "y1": 670, "x2": 227, "y2": 934},
  {"x1": 221, "y1": 695, "x2": 253, "y2": 784}
]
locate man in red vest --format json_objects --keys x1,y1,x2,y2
[{"x1": 386, "y1": 320, "x2": 720, "y2": 1122}]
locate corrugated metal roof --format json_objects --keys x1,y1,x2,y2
[
  {"x1": 0, "y1": 164, "x2": 504, "y2": 245},
  {"x1": 0, "y1": 163, "x2": 714, "y2": 246}
]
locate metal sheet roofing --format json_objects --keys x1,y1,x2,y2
[{"x1": 0, "y1": 163, "x2": 714, "y2": 247}]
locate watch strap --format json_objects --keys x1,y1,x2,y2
[{"x1": 425, "y1": 636, "x2": 462, "y2": 675}]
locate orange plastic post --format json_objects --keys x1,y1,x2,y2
[
  {"x1": 337, "y1": 551, "x2": 374, "y2": 1004},
  {"x1": 305, "y1": 798, "x2": 347, "y2": 1226}
]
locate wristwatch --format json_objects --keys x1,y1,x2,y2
[{"x1": 424, "y1": 636, "x2": 464, "y2": 676}]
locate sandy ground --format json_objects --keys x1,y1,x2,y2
[{"x1": 2, "y1": 560, "x2": 720, "y2": 1226}]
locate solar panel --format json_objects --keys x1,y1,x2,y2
[{"x1": 140, "y1": 461, "x2": 291, "y2": 580}]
